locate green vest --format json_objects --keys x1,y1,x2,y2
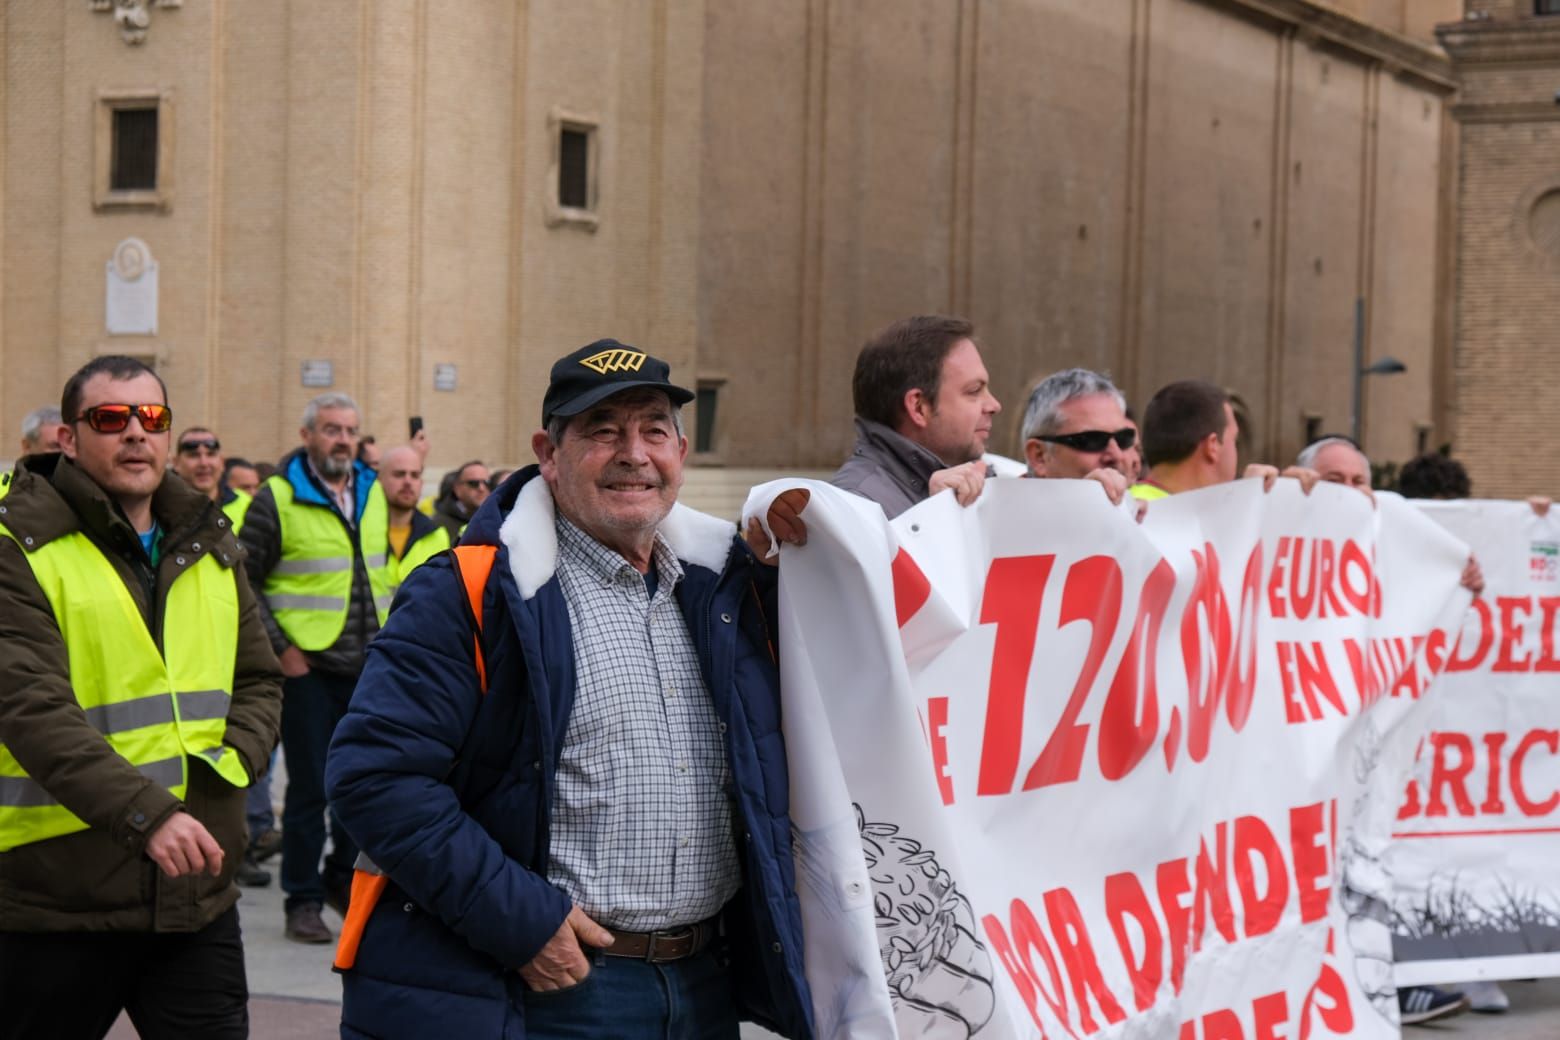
[
  {"x1": 221, "y1": 489, "x2": 252, "y2": 533},
  {"x1": 263, "y1": 475, "x2": 392, "y2": 651},
  {"x1": 389, "y1": 524, "x2": 451, "y2": 593},
  {"x1": 1129, "y1": 482, "x2": 1170, "y2": 501},
  {"x1": 0, "y1": 527, "x2": 250, "y2": 852},
  {"x1": 0, "y1": 471, "x2": 10, "y2": 500}
]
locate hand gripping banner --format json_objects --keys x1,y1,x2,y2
[{"x1": 743, "y1": 478, "x2": 1471, "y2": 1040}]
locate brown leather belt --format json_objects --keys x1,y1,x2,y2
[{"x1": 600, "y1": 916, "x2": 721, "y2": 964}]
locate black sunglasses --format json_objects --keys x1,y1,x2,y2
[
  {"x1": 178, "y1": 438, "x2": 221, "y2": 455},
  {"x1": 459, "y1": 479, "x2": 487, "y2": 490},
  {"x1": 1034, "y1": 428, "x2": 1136, "y2": 453}
]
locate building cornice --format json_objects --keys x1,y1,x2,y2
[
  {"x1": 1437, "y1": 18, "x2": 1560, "y2": 65},
  {"x1": 1452, "y1": 99, "x2": 1560, "y2": 123},
  {"x1": 1206, "y1": 0, "x2": 1457, "y2": 91}
]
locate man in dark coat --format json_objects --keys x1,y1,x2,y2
[{"x1": 327, "y1": 340, "x2": 813, "y2": 1039}]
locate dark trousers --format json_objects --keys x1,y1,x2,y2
[
  {"x1": 0, "y1": 906, "x2": 247, "y2": 1040},
  {"x1": 280, "y1": 669, "x2": 357, "y2": 910},
  {"x1": 521, "y1": 945, "x2": 739, "y2": 1040}
]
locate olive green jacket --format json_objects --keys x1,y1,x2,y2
[{"x1": 0, "y1": 455, "x2": 282, "y2": 932}]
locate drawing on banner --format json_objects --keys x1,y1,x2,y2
[
  {"x1": 858, "y1": 805, "x2": 996, "y2": 1038},
  {"x1": 1393, "y1": 872, "x2": 1560, "y2": 960},
  {"x1": 1338, "y1": 715, "x2": 1400, "y2": 1024}
]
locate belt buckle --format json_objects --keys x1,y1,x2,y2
[{"x1": 644, "y1": 926, "x2": 693, "y2": 964}]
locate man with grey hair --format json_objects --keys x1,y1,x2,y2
[
  {"x1": 1020, "y1": 368, "x2": 1133, "y2": 502},
  {"x1": 240, "y1": 392, "x2": 392, "y2": 943},
  {"x1": 19, "y1": 405, "x2": 64, "y2": 456},
  {"x1": 1296, "y1": 435, "x2": 1372, "y2": 497}
]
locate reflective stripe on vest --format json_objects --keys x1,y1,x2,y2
[
  {"x1": 0, "y1": 526, "x2": 249, "y2": 851},
  {"x1": 263, "y1": 476, "x2": 392, "y2": 651},
  {"x1": 221, "y1": 488, "x2": 252, "y2": 533},
  {"x1": 388, "y1": 525, "x2": 451, "y2": 594}
]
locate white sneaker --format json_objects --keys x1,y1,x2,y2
[{"x1": 1461, "y1": 980, "x2": 1509, "y2": 1013}]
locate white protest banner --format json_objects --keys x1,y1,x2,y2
[
  {"x1": 744, "y1": 477, "x2": 1471, "y2": 1039},
  {"x1": 1388, "y1": 499, "x2": 1560, "y2": 986}
]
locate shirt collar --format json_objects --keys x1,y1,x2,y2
[{"x1": 555, "y1": 511, "x2": 684, "y2": 593}]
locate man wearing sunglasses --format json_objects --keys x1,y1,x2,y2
[
  {"x1": 239, "y1": 392, "x2": 393, "y2": 945},
  {"x1": 172, "y1": 427, "x2": 254, "y2": 534},
  {"x1": 833, "y1": 315, "x2": 1002, "y2": 518},
  {"x1": 1019, "y1": 368, "x2": 1137, "y2": 505},
  {"x1": 0, "y1": 355, "x2": 282, "y2": 1038},
  {"x1": 433, "y1": 459, "x2": 491, "y2": 540}
]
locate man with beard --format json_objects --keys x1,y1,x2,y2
[
  {"x1": 833, "y1": 315, "x2": 1001, "y2": 518},
  {"x1": 240, "y1": 393, "x2": 392, "y2": 944},
  {"x1": 0, "y1": 356, "x2": 281, "y2": 1038},
  {"x1": 380, "y1": 443, "x2": 450, "y2": 592}
]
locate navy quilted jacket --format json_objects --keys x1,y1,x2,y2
[{"x1": 326, "y1": 467, "x2": 813, "y2": 1039}]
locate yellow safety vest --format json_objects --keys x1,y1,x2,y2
[
  {"x1": 1129, "y1": 482, "x2": 1170, "y2": 501},
  {"x1": 263, "y1": 476, "x2": 392, "y2": 651},
  {"x1": 222, "y1": 489, "x2": 252, "y2": 533},
  {"x1": 0, "y1": 471, "x2": 10, "y2": 499},
  {"x1": 0, "y1": 526, "x2": 250, "y2": 851},
  {"x1": 389, "y1": 524, "x2": 451, "y2": 593}
]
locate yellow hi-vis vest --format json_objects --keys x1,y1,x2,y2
[
  {"x1": 389, "y1": 524, "x2": 451, "y2": 594},
  {"x1": 221, "y1": 489, "x2": 252, "y2": 533},
  {"x1": 0, "y1": 527, "x2": 250, "y2": 852},
  {"x1": 263, "y1": 476, "x2": 392, "y2": 651},
  {"x1": 1129, "y1": 482, "x2": 1170, "y2": 501}
]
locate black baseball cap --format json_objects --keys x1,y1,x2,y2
[{"x1": 541, "y1": 339, "x2": 694, "y2": 426}]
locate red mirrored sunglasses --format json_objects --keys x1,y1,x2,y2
[{"x1": 73, "y1": 403, "x2": 174, "y2": 434}]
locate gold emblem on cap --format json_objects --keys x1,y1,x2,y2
[{"x1": 579, "y1": 348, "x2": 648, "y2": 375}]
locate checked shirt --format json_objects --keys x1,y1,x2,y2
[{"x1": 546, "y1": 514, "x2": 741, "y2": 932}]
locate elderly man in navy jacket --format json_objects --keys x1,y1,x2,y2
[{"x1": 327, "y1": 341, "x2": 813, "y2": 1040}]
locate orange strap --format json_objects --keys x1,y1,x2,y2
[{"x1": 333, "y1": 544, "x2": 499, "y2": 972}]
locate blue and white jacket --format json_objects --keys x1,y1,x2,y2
[{"x1": 326, "y1": 466, "x2": 814, "y2": 1039}]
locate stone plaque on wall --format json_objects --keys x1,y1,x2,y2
[{"x1": 105, "y1": 237, "x2": 158, "y2": 335}]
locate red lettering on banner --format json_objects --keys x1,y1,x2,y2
[
  {"x1": 1512, "y1": 730, "x2": 1560, "y2": 816},
  {"x1": 1276, "y1": 643, "x2": 1303, "y2": 723},
  {"x1": 1426, "y1": 732, "x2": 1477, "y2": 817},
  {"x1": 1099, "y1": 559, "x2": 1174, "y2": 780},
  {"x1": 1495, "y1": 596, "x2": 1535, "y2": 673},
  {"x1": 1193, "y1": 823, "x2": 1237, "y2": 947},
  {"x1": 1157, "y1": 857, "x2": 1194, "y2": 993},
  {"x1": 1446, "y1": 598, "x2": 1494, "y2": 672},
  {"x1": 1539, "y1": 597, "x2": 1560, "y2": 672},
  {"x1": 1290, "y1": 802, "x2": 1331, "y2": 923},
  {"x1": 976, "y1": 555, "x2": 1055, "y2": 796},
  {"x1": 1252, "y1": 991, "x2": 1289, "y2": 1040},
  {"x1": 1174, "y1": 991, "x2": 1290, "y2": 1040},
  {"x1": 1045, "y1": 888, "x2": 1127, "y2": 1032},
  {"x1": 1298, "y1": 932, "x2": 1353, "y2": 1038},
  {"x1": 927, "y1": 696, "x2": 954, "y2": 805},
  {"x1": 1267, "y1": 537, "x2": 1291, "y2": 618},
  {"x1": 1226, "y1": 545, "x2": 1264, "y2": 732},
  {"x1": 1202, "y1": 1009, "x2": 1243, "y2": 1040},
  {"x1": 1233, "y1": 816, "x2": 1289, "y2": 938},
  {"x1": 1342, "y1": 639, "x2": 1385, "y2": 710},
  {"x1": 986, "y1": 803, "x2": 1335, "y2": 1036},
  {"x1": 983, "y1": 910, "x2": 1055, "y2": 1038},
  {"x1": 890, "y1": 547, "x2": 931, "y2": 627},
  {"x1": 1104, "y1": 872, "x2": 1162, "y2": 1011},
  {"x1": 1481, "y1": 732, "x2": 1508, "y2": 815},
  {"x1": 1183, "y1": 544, "x2": 1233, "y2": 763},
  {"x1": 1025, "y1": 557, "x2": 1123, "y2": 791},
  {"x1": 1337, "y1": 540, "x2": 1375, "y2": 617},
  {"x1": 1398, "y1": 729, "x2": 1560, "y2": 821}
]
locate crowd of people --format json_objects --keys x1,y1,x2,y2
[{"x1": 0, "y1": 317, "x2": 1542, "y2": 1038}]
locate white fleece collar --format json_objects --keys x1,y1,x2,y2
[{"x1": 498, "y1": 476, "x2": 737, "y2": 599}]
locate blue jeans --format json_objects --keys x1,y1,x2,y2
[
  {"x1": 279, "y1": 669, "x2": 357, "y2": 910},
  {"x1": 245, "y1": 749, "x2": 276, "y2": 840},
  {"x1": 522, "y1": 945, "x2": 739, "y2": 1040}
]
